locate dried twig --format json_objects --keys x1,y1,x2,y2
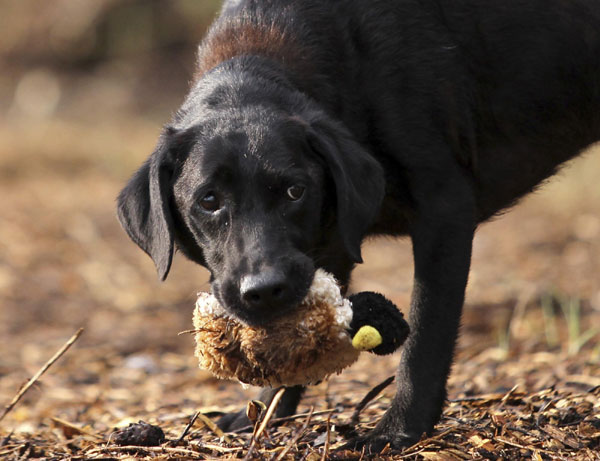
[
  {"x1": 255, "y1": 388, "x2": 286, "y2": 441},
  {"x1": 200, "y1": 442, "x2": 245, "y2": 454},
  {"x1": 86, "y1": 444, "x2": 207, "y2": 458},
  {"x1": 494, "y1": 436, "x2": 554, "y2": 454},
  {"x1": 0, "y1": 328, "x2": 84, "y2": 422},
  {"x1": 232, "y1": 409, "x2": 334, "y2": 433},
  {"x1": 197, "y1": 412, "x2": 232, "y2": 443},
  {"x1": 321, "y1": 412, "x2": 332, "y2": 461},
  {"x1": 350, "y1": 375, "x2": 395, "y2": 424},
  {"x1": 243, "y1": 387, "x2": 285, "y2": 461},
  {"x1": 177, "y1": 411, "x2": 201, "y2": 443},
  {"x1": 272, "y1": 407, "x2": 314, "y2": 461},
  {"x1": 0, "y1": 431, "x2": 13, "y2": 447},
  {"x1": 499, "y1": 384, "x2": 520, "y2": 404},
  {"x1": 51, "y1": 417, "x2": 103, "y2": 440}
]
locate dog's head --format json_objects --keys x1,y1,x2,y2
[{"x1": 117, "y1": 74, "x2": 384, "y2": 326}]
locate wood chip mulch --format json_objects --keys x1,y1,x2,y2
[{"x1": 1, "y1": 345, "x2": 598, "y2": 460}]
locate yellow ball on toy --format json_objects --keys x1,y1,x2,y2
[{"x1": 352, "y1": 325, "x2": 383, "y2": 350}]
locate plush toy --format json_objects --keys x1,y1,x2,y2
[{"x1": 193, "y1": 269, "x2": 409, "y2": 387}]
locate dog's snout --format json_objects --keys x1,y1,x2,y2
[{"x1": 240, "y1": 270, "x2": 289, "y2": 309}]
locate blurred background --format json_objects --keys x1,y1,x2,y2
[{"x1": 0, "y1": 0, "x2": 598, "y2": 441}]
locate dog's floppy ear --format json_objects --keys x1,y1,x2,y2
[
  {"x1": 117, "y1": 128, "x2": 177, "y2": 281},
  {"x1": 304, "y1": 116, "x2": 385, "y2": 263}
]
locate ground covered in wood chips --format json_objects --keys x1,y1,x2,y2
[
  {"x1": 1, "y1": 121, "x2": 598, "y2": 461},
  {"x1": 1, "y1": 3, "x2": 599, "y2": 458}
]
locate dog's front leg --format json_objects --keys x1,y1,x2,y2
[{"x1": 350, "y1": 169, "x2": 476, "y2": 452}]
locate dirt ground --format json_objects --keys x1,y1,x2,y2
[{"x1": 0, "y1": 2, "x2": 599, "y2": 459}]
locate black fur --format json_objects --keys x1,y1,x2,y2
[{"x1": 117, "y1": 0, "x2": 600, "y2": 452}]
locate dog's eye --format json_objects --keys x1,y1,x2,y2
[
  {"x1": 199, "y1": 192, "x2": 220, "y2": 212},
  {"x1": 286, "y1": 185, "x2": 305, "y2": 201}
]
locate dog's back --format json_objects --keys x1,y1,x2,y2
[
  {"x1": 200, "y1": 0, "x2": 600, "y2": 221},
  {"x1": 441, "y1": 0, "x2": 600, "y2": 216}
]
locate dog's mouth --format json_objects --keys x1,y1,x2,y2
[
  {"x1": 228, "y1": 300, "x2": 301, "y2": 327},
  {"x1": 211, "y1": 274, "x2": 313, "y2": 327}
]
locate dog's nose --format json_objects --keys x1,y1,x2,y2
[{"x1": 240, "y1": 270, "x2": 289, "y2": 309}]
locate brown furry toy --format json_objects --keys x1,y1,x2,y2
[{"x1": 193, "y1": 269, "x2": 409, "y2": 387}]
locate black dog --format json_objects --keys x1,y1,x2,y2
[{"x1": 117, "y1": 0, "x2": 600, "y2": 452}]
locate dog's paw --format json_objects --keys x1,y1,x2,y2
[
  {"x1": 216, "y1": 410, "x2": 252, "y2": 432},
  {"x1": 341, "y1": 428, "x2": 420, "y2": 454}
]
